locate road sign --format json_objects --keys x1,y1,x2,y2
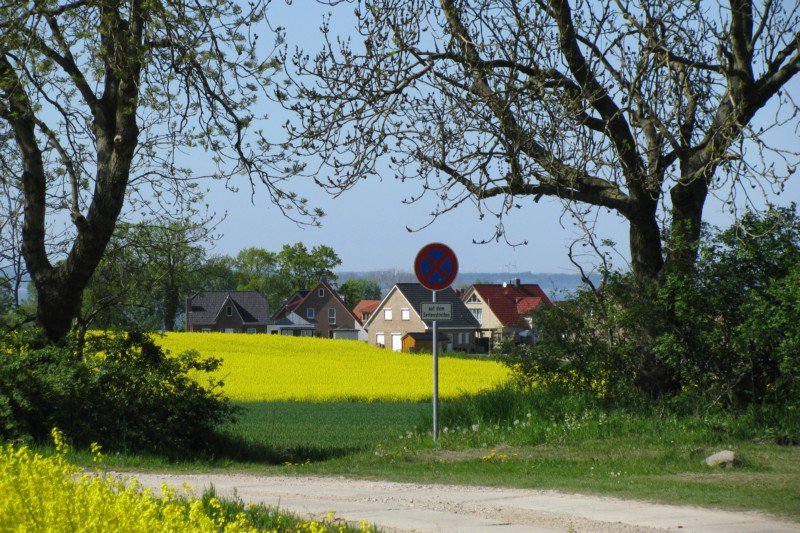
[
  {"x1": 414, "y1": 242, "x2": 459, "y2": 291},
  {"x1": 420, "y1": 302, "x2": 452, "y2": 321}
]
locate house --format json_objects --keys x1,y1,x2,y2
[
  {"x1": 363, "y1": 283, "x2": 480, "y2": 352},
  {"x1": 271, "y1": 279, "x2": 367, "y2": 340},
  {"x1": 185, "y1": 291, "x2": 271, "y2": 333},
  {"x1": 461, "y1": 278, "x2": 553, "y2": 349},
  {"x1": 353, "y1": 299, "x2": 381, "y2": 324},
  {"x1": 268, "y1": 290, "x2": 316, "y2": 336}
]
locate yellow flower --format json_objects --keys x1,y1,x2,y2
[{"x1": 158, "y1": 332, "x2": 509, "y2": 402}]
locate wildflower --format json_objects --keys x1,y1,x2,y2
[{"x1": 471, "y1": 424, "x2": 479, "y2": 432}]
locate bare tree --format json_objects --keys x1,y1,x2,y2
[
  {"x1": 0, "y1": 0, "x2": 319, "y2": 342},
  {"x1": 284, "y1": 0, "x2": 800, "y2": 282},
  {"x1": 0, "y1": 133, "x2": 27, "y2": 314}
]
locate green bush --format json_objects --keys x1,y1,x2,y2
[
  {"x1": 0, "y1": 328, "x2": 235, "y2": 454},
  {"x1": 501, "y1": 205, "x2": 800, "y2": 442}
]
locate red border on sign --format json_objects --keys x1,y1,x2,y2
[{"x1": 414, "y1": 242, "x2": 459, "y2": 291}]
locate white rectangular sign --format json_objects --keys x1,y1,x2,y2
[{"x1": 420, "y1": 302, "x2": 452, "y2": 321}]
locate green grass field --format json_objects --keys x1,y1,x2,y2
[
  {"x1": 225, "y1": 401, "x2": 427, "y2": 462},
  {"x1": 83, "y1": 333, "x2": 800, "y2": 522}
]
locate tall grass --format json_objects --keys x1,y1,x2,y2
[{"x1": 420, "y1": 383, "x2": 788, "y2": 448}]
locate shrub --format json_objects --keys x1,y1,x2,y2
[
  {"x1": 500, "y1": 205, "x2": 800, "y2": 442},
  {"x1": 0, "y1": 328, "x2": 235, "y2": 454}
]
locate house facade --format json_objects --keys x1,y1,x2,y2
[
  {"x1": 364, "y1": 283, "x2": 479, "y2": 352},
  {"x1": 272, "y1": 279, "x2": 366, "y2": 340},
  {"x1": 461, "y1": 279, "x2": 553, "y2": 349},
  {"x1": 185, "y1": 291, "x2": 271, "y2": 333}
]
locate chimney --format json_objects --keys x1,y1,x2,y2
[{"x1": 512, "y1": 278, "x2": 521, "y2": 287}]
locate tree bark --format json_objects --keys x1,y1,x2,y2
[{"x1": 627, "y1": 194, "x2": 665, "y2": 282}]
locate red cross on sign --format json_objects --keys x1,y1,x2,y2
[{"x1": 414, "y1": 243, "x2": 459, "y2": 291}]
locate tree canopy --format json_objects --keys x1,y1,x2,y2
[
  {"x1": 284, "y1": 0, "x2": 800, "y2": 281},
  {"x1": 0, "y1": 0, "x2": 316, "y2": 341}
]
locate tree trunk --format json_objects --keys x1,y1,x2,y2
[
  {"x1": 667, "y1": 166, "x2": 710, "y2": 276},
  {"x1": 627, "y1": 195, "x2": 664, "y2": 282},
  {"x1": 35, "y1": 273, "x2": 85, "y2": 343},
  {"x1": 163, "y1": 264, "x2": 178, "y2": 331}
]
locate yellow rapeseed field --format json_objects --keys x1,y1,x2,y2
[{"x1": 158, "y1": 332, "x2": 510, "y2": 402}]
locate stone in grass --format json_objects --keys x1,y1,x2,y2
[{"x1": 704, "y1": 450, "x2": 739, "y2": 468}]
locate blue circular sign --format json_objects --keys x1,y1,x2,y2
[{"x1": 414, "y1": 242, "x2": 459, "y2": 291}]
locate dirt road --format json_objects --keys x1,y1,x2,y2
[{"x1": 128, "y1": 472, "x2": 799, "y2": 532}]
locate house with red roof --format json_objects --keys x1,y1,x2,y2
[
  {"x1": 352, "y1": 299, "x2": 381, "y2": 325},
  {"x1": 461, "y1": 279, "x2": 553, "y2": 349}
]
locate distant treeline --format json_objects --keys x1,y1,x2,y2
[{"x1": 337, "y1": 271, "x2": 597, "y2": 300}]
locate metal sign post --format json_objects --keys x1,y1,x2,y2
[
  {"x1": 432, "y1": 289, "x2": 438, "y2": 440},
  {"x1": 414, "y1": 242, "x2": 459, "y2": 443}
]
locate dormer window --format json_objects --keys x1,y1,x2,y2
[
  {"x1": 226, "y1": 306, "x2": 232, "y2": 316},
  {"x1": 318, "y1": 288, "x2": 325, "y2": 297}
]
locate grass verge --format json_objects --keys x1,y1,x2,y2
[{"x1": 66, "y1": 388, "x2": 800, "y2": 521}]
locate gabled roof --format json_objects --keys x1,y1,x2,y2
[
  {"x1": 271, "y1": 290, "x2": 309, "y2": 319},
  {"x1": 186, "y1": 291, "x2": 271, "y2": 325},
  {"x1": 365, "y1": 283, "x2": 480, "y2": 330},
  {"x1": 273, "y1": 279, "x2": 363, "y2": 330},
  {"x1": 468, "y1": 283, "x2": 553, "y2": 327},
  {"x1": 353, "y1": 299, "x2": 381, "y2": 323}
]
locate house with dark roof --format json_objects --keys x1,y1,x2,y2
[
  {"x1": 272, "y1": 279, "x2": 366, "y2": 340},
  {"x1": 461, "y1": 279, "x2": 553, "y2": 348},
  {"x1": 185, "y1": 291, "x2": 271, "y2": 333},
  {"x1": 352, "y1": 299, "x2": 381, "y2": 324},
  {"x1": 267, "y1": 290, "x2": 316, "y2": 336},
  {"x1": 363, "y1": 283, "x2": 480, "y2": 352}
]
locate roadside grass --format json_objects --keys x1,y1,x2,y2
[{"x1": 68, "y1": 387, "x2": 800, "y2": 521}]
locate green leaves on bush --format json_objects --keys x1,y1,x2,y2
[
  {"x1": 0, "y1": 329, "x2": 235, "y2": 454},
  {"x1": 501, "y1": 205, "x2": 800, "y2": 443}
]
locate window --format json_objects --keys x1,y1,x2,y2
[
  {"x1": 201, "y1": 328, "x2": 211, "y2": 333},
  {"x1": 226, "y1": 306, "x2": 232, "y2": 316},
  {"x1": 471, "y1": 308, "x2": 483, "y2": 324},
  {"x1": 384, "y1": 308, "x2": 393, "y2": 320},
  {"x1": 224, "y1": 328, "x2": 235, "y2": 333},
  {"x1": 246, "y1": 328, "x2": 256, "y2": 334},
  {"x1": 328, "y1": 308, "x2": 336, "y2": 324},
  {"x1": 318, "y1": 288, "x2": 325, "y2": 297},
  {"x1": 467, "y1": 294, "x2": 480, "y2": 303},
  {"x1": 307, "y1": 308, "x2": 315, "y2": 319},
  {"x1": 376, "y1": 333, "x2": 385, "y2": 347},
  {"x1": 401, "y1": 308, "x2": 410, "y2": 321}
]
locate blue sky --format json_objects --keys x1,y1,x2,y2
[{"x1": 201, "y1": 2, "x2": 800, "y2": 274}]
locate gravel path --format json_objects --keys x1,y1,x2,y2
[{"x1": 127, "y1": 472, "x2": 799, "y2": 532}]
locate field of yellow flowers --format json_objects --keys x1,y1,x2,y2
[{"x1": 158, "y1": 333, "x2": 510, "y2": 402}]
